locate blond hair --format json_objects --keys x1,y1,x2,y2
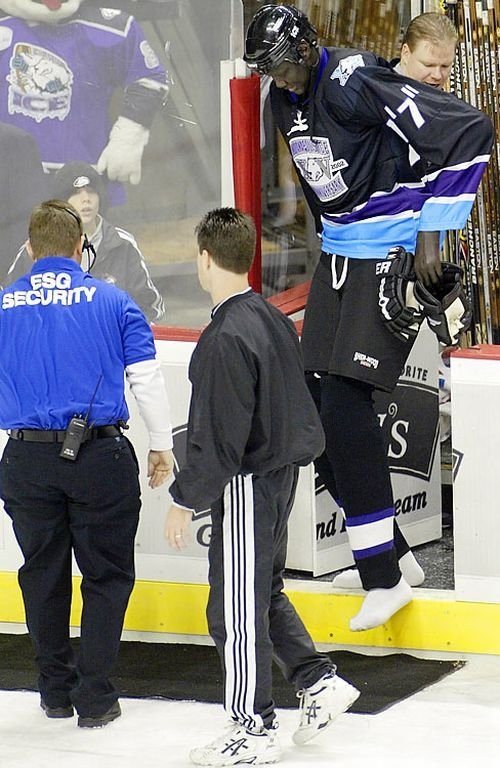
[{"x1": 403, "y1": 12, "x2": 458, "y2": 51}]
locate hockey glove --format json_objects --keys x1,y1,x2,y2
[
  {"x1": 97, "y1": 116, "x2": 150, "y2": 185},
  {"x1": 378, "y1": 246, "x2": 424, "y2": 342},
  {"x1": 413, "y1": 263, "x2": 472, "y2": 346}
]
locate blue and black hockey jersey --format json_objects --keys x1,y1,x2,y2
[{"x1": 270, "y1": 47, "x2": 494, "y2": 259}]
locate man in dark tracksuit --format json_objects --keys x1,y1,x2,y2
[{"x1": 165, "y1": 208, "x2": 359, "y2": 766}]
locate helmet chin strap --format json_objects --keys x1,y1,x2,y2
[{"x1": 301, "y1": 44, "x2": 320, "y2": 95}]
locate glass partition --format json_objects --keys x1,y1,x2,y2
[
  {"x1": 0, "y1": 0, "x2": 416, "y2": 327},
  {"x1": 0, "y1": 0, "x2": 243, "y2": 328}
]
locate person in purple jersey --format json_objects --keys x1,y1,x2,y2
[
  {"x1": 244, "y1": 5, "x2": 493, "y2": 631},
  {"x1": 0, "y1": 1, "x2": 169, "y2": 196},
  {"x1": 165, "y1": 208, "x2": 359, "y2": 766},
  {"x1": 0, "y1": 199, "x2": 174, "y2": 728}
]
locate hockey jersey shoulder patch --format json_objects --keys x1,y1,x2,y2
[
  {"x1": 331, "y1": 54, "x2": 365, "y2": 86},
  {"x1": 79, "y1": 6, "x2": 133, "y2": 35}
]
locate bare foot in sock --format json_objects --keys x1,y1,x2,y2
[
  {"x1": 349, "y1": 577, "x2": 413, "y2": 631},
  {"x1": 332, "y1": 551, "x2": 425, "y2": 590}
]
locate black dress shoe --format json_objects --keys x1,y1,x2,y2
[
  {"x1": 77, "y1": 701, "x2": 121, "y2": 729},
  {"x1": 40, "y1": 699, "x2": 74, "y2": 718}
]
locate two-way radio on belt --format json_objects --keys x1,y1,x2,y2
[{"x1": 59, "y1": 375, "x2": 103, "y2": 461}]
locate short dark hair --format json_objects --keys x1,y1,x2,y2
[
  {"x1": 28, "y1": 199, "x2": 83, "y2": 260},
  {"x1": 195, "y1": 208, "x2": 256, "y2": 274}
]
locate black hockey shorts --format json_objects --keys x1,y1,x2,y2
[{"x1": 301, "y1": 252, "x2": 417, "y2": 392}]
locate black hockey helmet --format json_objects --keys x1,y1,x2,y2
[{"x1": 244, "y1": 4, "x2": 318, "y2": 75}]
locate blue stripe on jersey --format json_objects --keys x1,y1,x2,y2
[
  {"x1": 419, "y1": 198, "x2": 477, "y2": 230},
  {"x1": 321, "y1": 213, "x2": 419, "y2": 258},
  {"x1": 320, "y1": 156, "x2": 489, "y2": 258},
  {"x1": 321, "y1": 200, "x2": 471, "y2": 258},
  {"x1": 324, "y1": 184, "x2": 425, "y2": 225},
  {"x1": 424, "y1": 157, "x2": 490, "y2": 195}
]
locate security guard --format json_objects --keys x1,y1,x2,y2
[{"x1": 0, "y1": 200, "x2": 173, "y2": 728}]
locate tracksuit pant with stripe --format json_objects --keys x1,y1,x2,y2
[{"x1": 206, "y1": 465, "x2": 333, "y2": 730}]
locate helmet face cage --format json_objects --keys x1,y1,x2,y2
[{"x1": 244, "y1": 4, "x2": 318, "y2": 75}]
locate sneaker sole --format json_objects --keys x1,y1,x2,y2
[
  {"x1": 189, "y1": 744, "x2": 282, "y2": 765},
  {"x1": 292, "y1": 685, "x2": 360, "y2": 745}
]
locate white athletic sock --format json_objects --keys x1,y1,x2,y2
[
  {"x1": 349, "y1": 577, "x2": 413, "y2": 631},
  {"x1": 399, "y1": 551, "x2": 425, "y2": 586},
  {"x1": 332, "y1": 551, "x2": 425, "y2": 590}
]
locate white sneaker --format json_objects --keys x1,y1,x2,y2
[
  {"x1": 293, "y1": 673, "x2": 360, "y2": 745},
  {"x1": 190, "y1": 721, "x2": 282, "y2": 766}
]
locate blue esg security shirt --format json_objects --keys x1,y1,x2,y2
[{"x1": 0, "y1": 256, "x2": 156, "y2": 429}]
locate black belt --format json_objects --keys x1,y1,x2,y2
[{"x1": 8, "y1": 425, "x2": 121, "y2": 443}]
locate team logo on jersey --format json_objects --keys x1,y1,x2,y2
[
  {"x1": 140, "y1": 40, "x2": 160, "y2": 70},
  {"x1": 286, "y1": 109, "x2": 309, "y2": 136},
  {"x1": 289, "y1": 135, "x2": 348, "y2": 201},
  {"x1": 100, "y1": 9, "x2": 121, "y2": 21},
  {"x1": 330, "y1": 54, "x2": 365, "y2": 86},
  {"x1": 7, "y1": 43, "x2": 73, "y2": 123}
]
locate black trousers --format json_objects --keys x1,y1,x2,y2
[
  {"x1": 207, "y1": 466, "x2": 333, "y2": 730},
  {"x1": 0, "y1": 435, "x2": 141, "y2": 718}
]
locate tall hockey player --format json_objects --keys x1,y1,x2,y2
[
  {"x1": 244, "y1": 5, "x2": 493, "y2": 631},
  {"x1": 165, "y1": 208, "x2": 360, "y2": 765},
  {"x1": 0, "y1": 1, "x2": 169, "y2": 190},
  {"x1": 330, "y1": 13, "x2": 460, "y2": 593}
]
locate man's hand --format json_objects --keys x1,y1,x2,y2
[
  {"x1": 147, "y1": 449, "x2": 174, "y2": 488},
  {"x1": 414, "y1": 231, "x2": 442, "y2": 286},
  {"x1": 165, "y1": 504, "x2": 192, "y2": 550}
]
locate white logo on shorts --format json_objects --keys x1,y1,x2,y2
[{"x1": 353, "y1": 351, "x2": 379, "y2": 369}]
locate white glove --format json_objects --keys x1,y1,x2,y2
[{"x1": 97, "y1": 116, "x2": 150, "y2": 185}]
